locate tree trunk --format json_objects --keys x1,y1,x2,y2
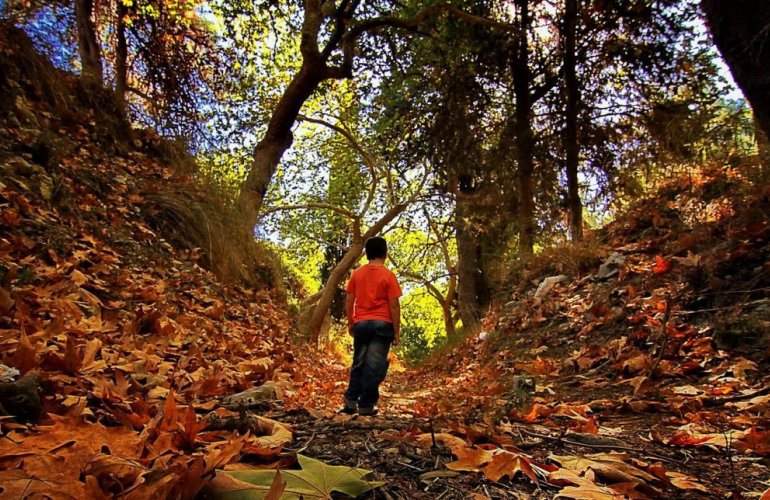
[
  {"x1": 701, "y1": 0, "x2": 770, "y2": 138},
  {"x1": 321, "y1": 243, "x2": 347, "y2": 321},
  {"x1": 75, "y1": 0, "x2": 103, "y2": 84},
  {"x1": 304, "y1": 238, "x2": 364, "y2": 343},
  {"x1": 563, "y1": 0, "x2": 583, "y2": 241},
  {"x1": 756, "y1": 120, "x2": 770, "y2": 181},
  {"x1": 455, "y1": 196, "x2": 491, "y2": 330},
  {"x1": 444, "y1": 265, "x2": 458, "y2": 338},
  {"x1": 238, "y1": 63, "x2": 326, "y2": 229},
  {"x1": 512, "y1": 0, "x2": 535, "y2": 256},
  {"x1": 115, "y1": 0, "x2": 128, "y2": 112}
]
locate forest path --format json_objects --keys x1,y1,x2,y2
[{"x1": 281, "y1": 349, "x2": 770, "y2": 498}]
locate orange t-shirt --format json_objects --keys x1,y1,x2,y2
[{"x1": 346, "y1": 264, "x2": 402, "y2": 323}]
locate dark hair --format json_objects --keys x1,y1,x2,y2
[{"x1": 365, "y1": 237, "x2": 387, "y2": 260}]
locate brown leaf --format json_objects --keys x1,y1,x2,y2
[
  {"x1": 265, "y1": 469, "x2": 286, "y2": 500},
  {"x1": 666, "y1": 471, "x2": 709, "y2": 493},
  {"x1": 446, "y1": 446, "x2": 495, "y2": 471},
  {"x1": 0, "y1": 286, "x2": 13, "y2": 315},
  {"x1": 550, "y1": 469, "x2": 625, "y2": 499},
  {"x1": 481, "y1": 451, "x2": 538, "y2": 484}
]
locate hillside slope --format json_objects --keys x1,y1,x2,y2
[{"x1": 0, "y1": 24, "x2": 295, "y2": 497}]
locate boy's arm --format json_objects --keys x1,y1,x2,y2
[
  {"x1": 346, "y1": 292, "x2": 356, "y2": 336},
  {"x1": 388, "y1": 297, "x2": 401, "y2": 346}
]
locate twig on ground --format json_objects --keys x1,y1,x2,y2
[
  {"x1": 719, "y1": 415, "x2": 741, "y2": 499},
  {"x1": 648, "y1": 295, "x2": 671, "y2": 379},
  {"x1": 703, "y1": 383, "x2": 770, "y2": 407},
  {"x1": 429, "y1": 418, "x2": 437, "y2": 448},
  {"x1": 518, "y1": 427, "x2": 678, "y2": 464}
]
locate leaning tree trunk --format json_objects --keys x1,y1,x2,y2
[
  {"x1": 563, "y1": 0, "x2": 583, "y2": 241},
  {"x1": 701, "y1": 0, "x2": 770, "y2": 139},
  {"x1": 512, "y1": 0, "x2": 535, "y2": 257},
  {"x1": 302, "y1": 203, "x2": 408, "y2": 343},
  {"x1": 238, "y1": 64, "x2": 325, "y2": 229},
  {"x1": 75, "y1": 0, "x2": 103, "y2": 84}
]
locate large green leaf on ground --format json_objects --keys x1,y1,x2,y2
[{"x1": 209, "y1": 454, "x2": 384, "y2": 499}]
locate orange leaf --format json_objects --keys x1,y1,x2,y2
[
  {"x1": 668, "y1": 431, "x2": 712, "y2": 447},
  {"x1": 265, "y1": 469, "x2": 286, "y2": 500},
  {"x1": 735, "y1": 427, "x2": 770, "y2": 455},
  {"x1": 481, "y1": 451, "x2": 538, "y2": 484},
  {"x1": 159, "y1": 390, "x2": 178, "y2": 432},
  {"x1": 446, "y1": 446, "x2": 495, "y2": 471},
  {"x1": 512, "y1": 403, "x2": 553, "y2": 423},
  {"x1": 652, "y1": 256, "x2": 672, "y2": 274}
]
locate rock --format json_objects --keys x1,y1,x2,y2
[
  {"x1": 0, "y1": 372, "x2": 43, "y2": 423},
  {"x1": 2, "y1": 157, "x2": 54, "y2": 200},
  {"x1": 597, "y1": 252, "x2": 626, "y2": 280},
  {"x1": 533, "y1": 275, "x2": 568, "y2": 303},
  {"x1": 14, "y1": 95, "x2": 38, "y2": 126},
  {"x1": 5, "y1": 156, "x2": 38, "y2": 176},
  {"x1": 222, "y1": 382, "x2": 279, "y2": 409}
]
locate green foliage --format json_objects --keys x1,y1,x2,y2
[
  {"x1": 398, "y1": 325, "x2": 432, "y2": 365},
  {"x1": 401, "y1": 287, "x2": 446, "y2": 345}
]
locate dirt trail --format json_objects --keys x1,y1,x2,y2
[{"x1": 278, "y1": 353, "x2": 770, "y2": 499}]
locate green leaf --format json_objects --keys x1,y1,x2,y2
[{"x1": 210, "y1": 454, "x2": 384, "y2": 499}]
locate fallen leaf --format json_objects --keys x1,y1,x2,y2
[
  {"x1": 480, "y1": 451, "x2": 538, "y2": 484},
  {"x1": 652, "y1": 256, "x2": 672, "y2": 274},
  {"x1": 549, "y1": 452, "x2": 657, "y2": 485},
  {"x1": 446, "y1": 446, "x2": 495, "y2": 471},
  {"x1": 221, "y1": 454, "x2": 384, "y2": 499},
  {"x1": 666, "y1": 471, "x2": 709, "y2": 493}
]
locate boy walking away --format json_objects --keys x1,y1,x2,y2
[{"x1": 342, "y1": 237, "x2": 401, "y2": 416}]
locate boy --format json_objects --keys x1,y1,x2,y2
[{"x1": 342, "y1": 236, "x2": 401, "y2": 416}]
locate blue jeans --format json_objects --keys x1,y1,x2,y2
[{"x1": 344, "y1": 320, "x2": 394, "y2": 408}]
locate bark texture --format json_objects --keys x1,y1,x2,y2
[
  {"x1": 563, "y1": 0, "x2": 583, "y2": 241},
  {"x1": 512, "y1": 0, "x2": 535, "y2": 256},
  {"x1": 115, "y1": 1, "x2": 128, "y2": 111},
  {"x1": 75, "y1": 0, "x2": 103, "y2": 84},
  {"x1": 455, "y1": 196, "x2": 491, "y2": 330},
  {"x1": 701, "y1": 0, "x2": 770, "y2": 138}
]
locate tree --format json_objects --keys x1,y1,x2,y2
[
  {"x1": 261, "y1": 114, "x2": 426, "y2": 342},
  {"x1": 75, "y1": 0, "x2": 103, "y2": 83},
  {"x1": 235, "y1": 1, "x2": 515, "y2": 231},
  {"x1": 701, "y1": 0, "x2": 770, "y2": 139},
  {"x1": 562, "y1": 0, "x2": 582, "y2": 241},
  {"x1": 389, "y1": 210, "x2": 459, "y2": 339}
]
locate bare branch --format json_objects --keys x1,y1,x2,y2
[
  {"x1": 260, "y1": 203, "x2": 360, "y2": 220},
  {"x1": 297, "y1": 114, "x2": 379, "y2": 171}
]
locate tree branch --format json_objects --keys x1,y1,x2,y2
[{"x1": 260, "y1": 203, "x2": 360, "y2": 220}]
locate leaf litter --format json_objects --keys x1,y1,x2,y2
[{"x1": 1, "y1": 44, "x2": 770, "y2": 499}]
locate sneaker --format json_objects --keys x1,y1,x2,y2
[
  {"x1": 340, "y1": 398, "x2": 357, "y2": 414},
  {"x1": 358, "y1": 407, "x2": 378, "y2": 416}
]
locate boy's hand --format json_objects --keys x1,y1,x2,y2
[
  {"x1": 348, "y1": 323, "x2": 355, "y2": 337},
  {"x1": 393, "y1": 332, "x2": 400, "y2": 346}
]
